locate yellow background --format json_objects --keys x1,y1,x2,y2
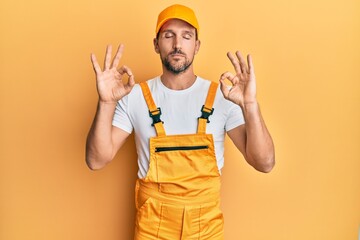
[{"x1": 1, "y1": 0, "x2": 359, "y2": 239}]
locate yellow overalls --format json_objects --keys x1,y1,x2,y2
[{"x1": 134, "y1": 81, "x2": 224, "y2": 240}]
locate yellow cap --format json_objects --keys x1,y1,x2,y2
[{"x1": 155, "y1": 4, "x2": 199, "y2": 37}]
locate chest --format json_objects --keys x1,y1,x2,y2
[{"x1": 130, "y1": 92, "x2": 226, "y2": 138}]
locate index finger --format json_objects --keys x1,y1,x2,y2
[
  {"x1": 111, "y1": 44, "x2": 125, "y2": 69},
  {"x1": 90, "y1": 53, "x2": 102, "y2": 74},
  {"x1": 227, "y1": 52, "x2": 242, "y2": 74}
]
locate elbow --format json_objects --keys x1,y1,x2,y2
[
  {"x1": 85, "y1": 142, "x2": 113, "y2": 170},
  {"x1": 256, "y1": 155, "x2": 275, "y2": 173},
  {"x1": 86, "y1": 159, "x2": 101, "y2": 171},
  {"x1": 247, "y1": 145, "x2": 275, "y2": 173},
  {"x1": 259, "y1": 158, "x2": 275, "y2": 173},
  {"x1": 85, "y1": 152, "x2": 110, "y2": 171},
  {"x1": 248, "y1": 153, "x2": 275, "y2": 173}
]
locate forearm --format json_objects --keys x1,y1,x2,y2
[
  {"x1": 86, "y1": 101, "x2": 117, "y2": 170},
  {"x1": 242, "y1": 102, "x2": 275, "y2": 172}
]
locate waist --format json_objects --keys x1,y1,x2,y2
[{"x1": 137, "y1": 179, "x2": 221, "y2": 206}]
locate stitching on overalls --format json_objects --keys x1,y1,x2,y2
[{"x1": 156, "y1": 203, "x2": 164, "y2": 239}]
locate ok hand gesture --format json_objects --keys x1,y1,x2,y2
[
  {"x1": 91, "y1": 44, "x2": 135, "y2": 104},
  {"x1": 219, "y1": 51, "x2": 257, "y2": 109}
]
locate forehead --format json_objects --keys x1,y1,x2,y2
[{"x1": 159, "y1": 18, "x2": 196, "y2": 33}]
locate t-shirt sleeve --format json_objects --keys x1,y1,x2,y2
[
  {"x1": 112, "y1": 95, "x2": 133, "y2": 134},
  {"x1": 225, "y1": 102, "x2": 245, "y2": 132}
]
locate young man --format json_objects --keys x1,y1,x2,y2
[{"x1": 86, "y1": 4, "x2": 275, "y2": 240}]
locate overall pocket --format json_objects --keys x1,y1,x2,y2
[{"x1": 155, "y1": 145, "x2": 209, "y2": 152}]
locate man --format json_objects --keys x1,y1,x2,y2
[{"x1": 86, "y1": 4, "x2": 275, "y2": 240}]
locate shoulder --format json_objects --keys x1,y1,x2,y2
[
  {"x1": 195, "y1": 77, "x2": 223, "y2": 99},
  {"x1": 128, "y1": 77, "x2": 159, "y2": 97}
]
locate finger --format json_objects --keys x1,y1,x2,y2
[
  {"x1": 111, "y1": 44, "x2": 124, "y2": 69},
  {"x1": 220, "y1": 71, "x2": 238, "y2": 85},
  {"x1": 118, "y1": 65, "x2": 133, "y2": 76},
  {"x1": 236, "y1": 51, "x2": 248, "y2": 74},
  {"x1": 219, "y1": 78, "x2": 230, "y2": 99},
  {"x1": 127, "y1": 73, "x2": 136, "y2": 89},
  {"x1": 104, "y1": 44, "x2": 112, "y2": 70},
  {"x1": 227, "y1": 52, "x2": 241, "y2": 74},
  {"x1": 90, "y1": 53, "x2": 102, "y2": 74},
  {"x1": 119, "y1": 65, "x2": 135, "y2": 91},
  {"x1": 247, "y1": 54, "x2": 254, "y2": 74}
]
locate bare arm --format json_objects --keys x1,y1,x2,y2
[
  {"x1": 86, "y1": 102, "x2": 130, "y2": 170},
  {"x1": 227, "y1": 103, "x2": 275, "y2": 173},
  {"x1": 86, "y1": 44, "x2": 135, "y2": 170},
  {"x1": 220, "y1": 51, "x2": 275, "y2": 173}
]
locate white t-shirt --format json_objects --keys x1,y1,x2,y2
[{"x1": 112, "y1": 76, "x2": 245, "y2": 178}]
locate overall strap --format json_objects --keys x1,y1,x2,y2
[
  {"x1": 197, "y1": 81, "x2": 219, "y2": 134},
  {"x1": 139, "y1": 82, "x2": 166, "y2": 136}
]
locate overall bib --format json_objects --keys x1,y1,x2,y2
[{"x1": 134, "y1": 81, "x2": 224, "y2": 240}]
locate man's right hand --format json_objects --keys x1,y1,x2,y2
[{"x1": 91, "y1": 44, "x2": 135, "y2": 104}]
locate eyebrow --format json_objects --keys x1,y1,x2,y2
[
  {"x1": 183, "y1": 30, "x2": 194, "y2": 36},
  {"x1": 161, "y1": 29, "x2": 194, "y2": 36}
]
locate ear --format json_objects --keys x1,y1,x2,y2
[
  {"x1": 153, "y1": 38, "x2": 160, "y2": 54},
  {"x1": 194, "y1": 39, "x2": 201, "y2": 55}
]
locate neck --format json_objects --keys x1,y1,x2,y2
[{"x1": 160, "y1": 66, "x2": 197, "y2": 90}]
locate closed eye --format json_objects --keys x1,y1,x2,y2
[
  {"x1": 183, "y1": 30, "x2": 195, "y2": 39},
  {"x1": 164, "y1": 32, "x2": 174, "y2": 38},
  {"x1": 183, "y1": 34, "x2": 192, "y2": 40}
]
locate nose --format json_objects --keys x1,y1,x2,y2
[{"x1": 173, "y1": 35, "x2": 182, "y2": 50}]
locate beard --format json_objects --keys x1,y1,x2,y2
[{"x1": 161, "y1": 49, "x2": 194, "y2": 75}]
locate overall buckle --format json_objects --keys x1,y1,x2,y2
[
  {"x1": 199, "y1": 105, "x2": 214, "y2": 123},
  {"x1": 149, "y1": 108, "x2": 163, "y2": 126}
]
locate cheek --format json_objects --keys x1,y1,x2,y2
[
  {"x1": 158, "y1": 42, "x2": 172, "y2": 53},
  {"x1": 187, "y1": 43, "x2": 198, "y2": 56}
]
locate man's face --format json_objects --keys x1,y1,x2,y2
[{"x1": 154, "y1": 19, "x2": 200, "y2": 75}]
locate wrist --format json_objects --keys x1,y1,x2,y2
[
  {"x1": 239, "y1": 99, "x2": 257, "y2": 110},
  {"x1": 242, "y1": 101, "x2": 259, "y2": 114},
  {"x1": 98, "y1": 96, "x2": 118, "y2": 104},
  {"x1": 98, "y1": 100, "x2": 117, "y2": 107}
]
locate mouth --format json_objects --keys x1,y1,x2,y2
[
  {"x1": 170, "y1": 53, "x2": 185, "y2": 59},
  {"x1": 170, "y1": 51, "x2": 185, "y2": 56}
]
